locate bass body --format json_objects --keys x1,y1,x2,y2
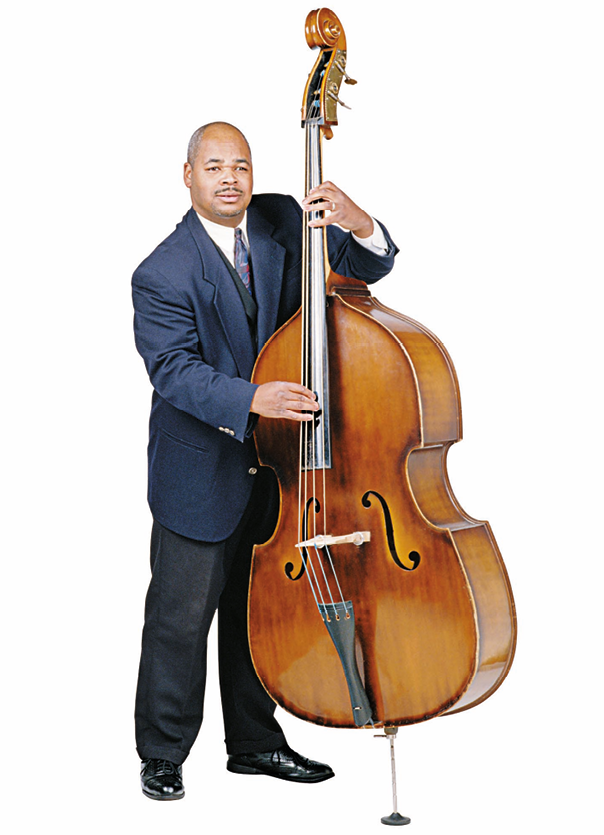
[{"x1": 249, "y1": 278, "x2": 516, "y2": 727}]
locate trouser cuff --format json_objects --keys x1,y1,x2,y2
[
  {"x1": 137, "y1": 744, "x2": 189, "y2": 766},
  {"x1": 226, "y1": 731, "x2": 287, "y2": 756}
]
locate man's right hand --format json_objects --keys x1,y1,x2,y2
[{"x1": 250, "y1": 382, "x2": 319, "y2": 421}]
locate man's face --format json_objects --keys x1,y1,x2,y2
[{"x1": 184, "y1": 125, "x2": 253, "y2": 227}]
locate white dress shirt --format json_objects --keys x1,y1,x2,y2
[{"x1": 196, "y1": 210, "x2": 388, "y2": 266}]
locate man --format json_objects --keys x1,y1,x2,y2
[{"x1": 132, "y1": 121, "x2": 397, "y2": 800}]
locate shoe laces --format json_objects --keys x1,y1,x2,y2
[{"x1": 145, "y1": 758, "x2": 179, "y2": 777}]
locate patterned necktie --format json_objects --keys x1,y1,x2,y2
[{"x1": 234, "y1": 228, "x2": 252, "y2": 295}]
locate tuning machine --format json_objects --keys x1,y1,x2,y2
[
  {"x1": 327, "y1": 85, "x2": 351, "y2": 110},
  {"x1": 335, "y1": 57, "x2": 357, "y2": 85}
]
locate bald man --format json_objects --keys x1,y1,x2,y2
[{"x1": 132, "y1": 122, "x2": 398, "y2": 800}]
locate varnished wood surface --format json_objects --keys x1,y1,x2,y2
[
  {"x1": 342, "y1": 293, "x2": 517, "y2": 714},
  {"x1": 248, "y1": 286, "x2": 516, "y2": 727}
]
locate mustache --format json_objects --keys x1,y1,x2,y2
[{"x1": 215, "y1": 187, "x2": 244, "y2": 195}]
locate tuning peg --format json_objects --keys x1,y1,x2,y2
[
  {"x1": 335, "y1": 59, "x2": 357, "y2": 85},
  {"x1": 328, "y1": 89, "x2": 351, "y2": 110}
]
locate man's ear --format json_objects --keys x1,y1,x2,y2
[{"x1": 183, "y1": 162, "x2": 192, "y2": 189}]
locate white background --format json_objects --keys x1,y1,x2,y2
[{"x1": 2, "y1": 1, "x2": 602, "y2": 832}]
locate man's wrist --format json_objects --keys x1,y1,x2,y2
[{"x1": 350, "y1": 213, "x2": 374, "y2": 239}]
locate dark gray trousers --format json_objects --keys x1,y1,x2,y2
[{"x1": 134, "y1": 479, "x2": 285, "y2": 764}]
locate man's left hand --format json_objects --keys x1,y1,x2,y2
[{"x1": 301, "y1": 181, "x2": 374, "y2": 239}]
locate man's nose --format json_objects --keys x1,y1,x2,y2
[{"x1": 220, "y1": 167, "x2": 237, "y2": 182}]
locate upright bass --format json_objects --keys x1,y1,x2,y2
[{"x1": 248, "y1": 7, "x2": 516, "y2": 820}]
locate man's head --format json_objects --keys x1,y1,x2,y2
[{"x1": 184, "y1": 122, "x2": 253, "y2": 228}]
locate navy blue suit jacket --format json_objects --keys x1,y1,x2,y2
[{"x1": 132, "y1": 194, "x2": 397, "y2": 541}]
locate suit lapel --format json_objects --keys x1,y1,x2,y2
[
  {"x1": 246, "y1": 202, "x2": 286, "y2": 352},
  {"x1": 185, "y1": 209, "x2": 256, "y2": 379}
]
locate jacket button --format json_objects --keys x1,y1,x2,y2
[{"x1": 248, "y1": 467, "x2": 258, "y2": 475}]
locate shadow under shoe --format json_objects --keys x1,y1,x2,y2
[{"x1": 140, "y1": 758, "x2": 185, "y2": 800}]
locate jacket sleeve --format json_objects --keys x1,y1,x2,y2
[
  {"x1": 132, "y1": 264, "x2": 257, "y2": 442},
  {"x1": 326, "y1": 219, "x2": 398, "y2": 283}
]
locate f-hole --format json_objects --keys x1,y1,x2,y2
[
  {"x1": 361, "y1": 490, "x2": 421, "y2": 571},
  {"x1": 285, "y1": 497, "x2": 320, "y2": 581}
]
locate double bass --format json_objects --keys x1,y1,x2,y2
[{"x1": 248, "y1": 8, "x2": 516, "y2": 823}]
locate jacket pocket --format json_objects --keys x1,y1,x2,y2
[{"x1": 158, "y1": 427, "x2": 209, "y2": 454}]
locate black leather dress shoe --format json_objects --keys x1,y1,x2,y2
[
  {"x1": 227, "y1": 744, "x2": 334, "y2": 783},
  {"x1": 140, "y1": 758, "x2": 185, "y2": 800}
]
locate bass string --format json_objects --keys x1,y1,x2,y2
[
  {"x1": 299, "y1": 189, "x2": 329, "y2": 613},
  {"x1": 306, "y1": 89, "x2": 334, "y2": 590},
  {"x1": 297, "y1": 118, "x2": 347, "y2": 618},
  {"x1": 303, "y1": 118, "x2": 325, "y2": 547}
]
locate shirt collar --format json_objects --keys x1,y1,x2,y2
[{"x1": 195, "y1": 211, "x2": 248, "y2": 265}]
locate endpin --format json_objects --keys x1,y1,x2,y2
[{"x1": 375, "y1": 727, "x2": 410, "y2": 826}]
